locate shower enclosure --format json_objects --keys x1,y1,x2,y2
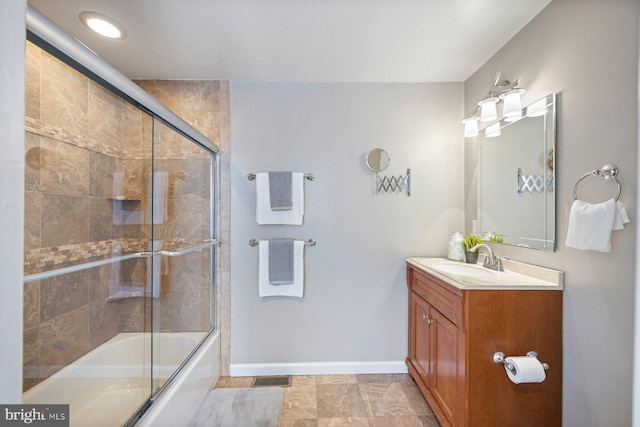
[{"x1": 22, "y1": 7, "x2": 219, "y2": 427}]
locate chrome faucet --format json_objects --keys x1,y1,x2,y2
[{"x1": 469, "y1": 243, "x2": 505, "y2": 271}]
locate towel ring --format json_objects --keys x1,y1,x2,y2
[{"x1": 572, "y1": 164, "x2": 621, "y2": 202}]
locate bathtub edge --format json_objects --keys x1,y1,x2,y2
[{"x1": 135, "y1": 330, "x2": 220, "y2": 427}]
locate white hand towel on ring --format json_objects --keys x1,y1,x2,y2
[
  {"x1": 566, "y1": 198, "x2": 616, "y2": 253},
  {"x1": 613, "y1": 200, "x2": 631, "y2": 230}
]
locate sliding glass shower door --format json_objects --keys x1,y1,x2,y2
[
  {"x1": 150, "y1": 119, "x2": 215, "y2": 395},
  {"x1": 22, "y1": 39, "x2": 156, "y2": 425},
  {"x1": 22, "y1": 33, "x2": 217, "y2": 426}
]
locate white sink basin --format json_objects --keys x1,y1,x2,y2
[
  {"x1": 431, "y1": 262, "x2": 494, "y2": 278},
  {"x1": 407, "y1": 257, "x2": 564, "y2": 290}
]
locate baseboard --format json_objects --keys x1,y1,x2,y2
[{"x1": 229, "y1": 360, "x2": 408, "y2": 377}]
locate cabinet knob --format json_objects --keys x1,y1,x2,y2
[{"x1": 422, "y1": 314, "x2": 433, "y2": 324}]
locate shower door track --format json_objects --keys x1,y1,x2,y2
[{"x1": 23, "y1": 240, "x2": 218, "y2": 283}]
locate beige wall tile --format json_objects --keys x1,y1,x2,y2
[
  {"x1": 41, "y1": 193, "x2": 89, "y2": 246},
  {"x1": 88, "y1": 82, "x2": 122, "y2": 155},
  {"x1": 220, "y1": 81, "x2": 230, "y2": 114},
  {"x1": 135, "y1": 80, "x2": 181, "y2": 113},
  {"x1": 23, "y1": 326, "x2": 41, "y2": 392},
  {"x1": 40, "y1": 55, "x2": 88, "y2": 141},
  {"x1": 40, "y1": 270, "x2": 90, "y2": 322},
  {"x1": 181, "y1": 80, "x2": 220, "y2": 114},
  {"x1": 25, "y1": 132, "x2": 41, "y2": 191},
  {"x1": 39, "y1": 137, "x2": 89, "y2": 196},
  {"x1": 39, "y1": 307, "x2": 90, "y2": 378},
  {"x1": 23, "y1": 281, "x2": 40, "y2": 330},
  {"x1": 24, "y1": 190, "x2": 41, "y2": 250},
  {"x1": 89, "y1": 151, "x2": 117, "y2": 198},
  {"x1": 25, "y1": 42, "x2": 41, "y2": 121}
]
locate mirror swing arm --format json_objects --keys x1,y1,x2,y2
[{"x1": 376, "y1": 168, "x2": 411, "y2": 197}]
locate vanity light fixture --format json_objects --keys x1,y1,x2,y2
[
  {"x1": 462, "y1": 116, "x2": 480, "y2": 138},
  {"x1": 463, "y1": 71, "x2": 525, "y2": 137},
  {"x1": 478, "y1": 97, "x2": 499, "y2": 122},
  {"x1": 501, "y1": 88, "x2": 526, "y2": 119},
  {"x1": 79, "y1": 11, "x2": 127, "y2": 39}
]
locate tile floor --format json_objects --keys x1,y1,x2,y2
[{"x1": 214, "y1": 373, "x2": 441, "y2": 427}]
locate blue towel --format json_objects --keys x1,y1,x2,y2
[
  {"x1": 268, "y1": 239, "x2": 294, "y2": 285},
  {"x1": 268, "y1": 171, "x2": 293, "y2": 211}
]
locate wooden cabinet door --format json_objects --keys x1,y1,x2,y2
[
  {"x1": 430, "y1": 307, "x2": 458, "y2": 426},
  {"x1": 411, "y1": 293, "x2": 431, "y2": 382}
]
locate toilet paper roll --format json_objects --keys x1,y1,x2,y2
[{"x1": 505, "y1": 356, "x2": 546, "y2": 384}]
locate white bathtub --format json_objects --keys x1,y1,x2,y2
[{"x1": 23, "y1": 331, "x2": 220, "y2": 427}]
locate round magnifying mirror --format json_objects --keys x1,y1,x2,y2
[{"x1": 365, "y1": 148, "x2": 390, "y2": 172}]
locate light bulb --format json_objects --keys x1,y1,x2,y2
[
  {"x1": 478, "y1": 97, "x2": 498, "y2": 122},
  {"x1": 462, "y1": 116, "x2": 480, "y2": 138},
  {"x1": 502, "y1": 89, "x2": 525, "y2": 119}
]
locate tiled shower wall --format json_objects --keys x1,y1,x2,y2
[
  {"x1": 23, "y1": 40, "x2": 229, "y2": 390},
  {"x1": 134, "y1": 79, "x2": 231, "y2": 375}
]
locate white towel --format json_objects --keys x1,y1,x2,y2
[
  {"x1": 147, "y1": 240, "x2": 163, "y2": 298},
  {"x1": 566, "y1": 198, "x2": 617, "y2": 252},
  {"x1": 256, "y1": 172, "x2": 304, "y2": 225},
  {"x1": 613, "y1": 200, "x2": 631, "y2": 230},
  {"x1": 112, "y1": 171, "x2": 124, "y2": 199},
  {"x1": 152, "y1": 171, "x2": 169, "y2": 224},
  {"x1": 259, "y1": 240, "x2": 305, "y2": 297}
]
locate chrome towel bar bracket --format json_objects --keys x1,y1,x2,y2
[
  {"x1": 249, "y1": 238, "x2": 316, "y2": 247},
  {"x1": 572, "y1": 164, "x2": 621, "y2": 201}
]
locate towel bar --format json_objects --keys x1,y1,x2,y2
[
  {"x1": 572, "y1": 164, "x2": 621, "y2": 201},
  {"x1": 249, "y1": 238, "x2": 316, "y2": 247},
  {"x1": 247, "y1": 173, "x2": 314, "y2": 181}
]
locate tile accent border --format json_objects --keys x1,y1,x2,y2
[{"x1": 24, "y1": 237, "x2": 208, "y2": 275}]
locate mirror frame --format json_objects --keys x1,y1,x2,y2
[
  {"x1": 365, "y1": 148, "x2": 390, "y2": 172},
  {"x1": 477, "y1": 93, "x2": 557, "y2": 251}
]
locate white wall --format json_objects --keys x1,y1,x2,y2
[
  {"x1": 230, "y1": 82, "x2": 463, "y2": 372},
  {"x1": 464, "y1": 0, "x2": 638, "y2": 425},
  {"x1": 0, "y1": 0, "x2": 25, "y2": 403}
]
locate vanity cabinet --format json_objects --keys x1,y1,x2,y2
[{"x1": 406, "y1": 263, "x2": 562, "y2": 427}]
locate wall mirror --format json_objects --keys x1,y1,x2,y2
[
  {"x1": 477, "y1": 93, "x2": 557, "y2": 251},
  {"x1": 365, "y1": 148, "x2": 390, "y2": 172}
]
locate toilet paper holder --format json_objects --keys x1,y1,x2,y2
[{"x1": 493, "y1": 351, "x2": 549, "y2": 375}]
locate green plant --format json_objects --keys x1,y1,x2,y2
[
  {"x1": 489, "y1": 234, "x2": 505, "y2": 243},
  {"x1": 462, "y1": 233, "x2": 483, "y2": 252}
]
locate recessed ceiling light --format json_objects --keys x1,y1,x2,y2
[{"x1": 79, "y1": 11, "x2": 127, "y2": 40}]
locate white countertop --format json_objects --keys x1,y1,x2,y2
[{"x1": 406, "y1": 257, "x2": 563, "y2": 291}]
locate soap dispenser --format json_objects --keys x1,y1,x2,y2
[{"x1": 448, "y1": 232, "x2": 465, "y2": 261}]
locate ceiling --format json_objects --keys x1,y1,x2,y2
[{"x1": 27, "y1": 0, "x2": 551, "y2": 82}]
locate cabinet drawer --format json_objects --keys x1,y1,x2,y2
[{"x1": 409, "y1": 267, "x2": 462, "y2": 326}]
